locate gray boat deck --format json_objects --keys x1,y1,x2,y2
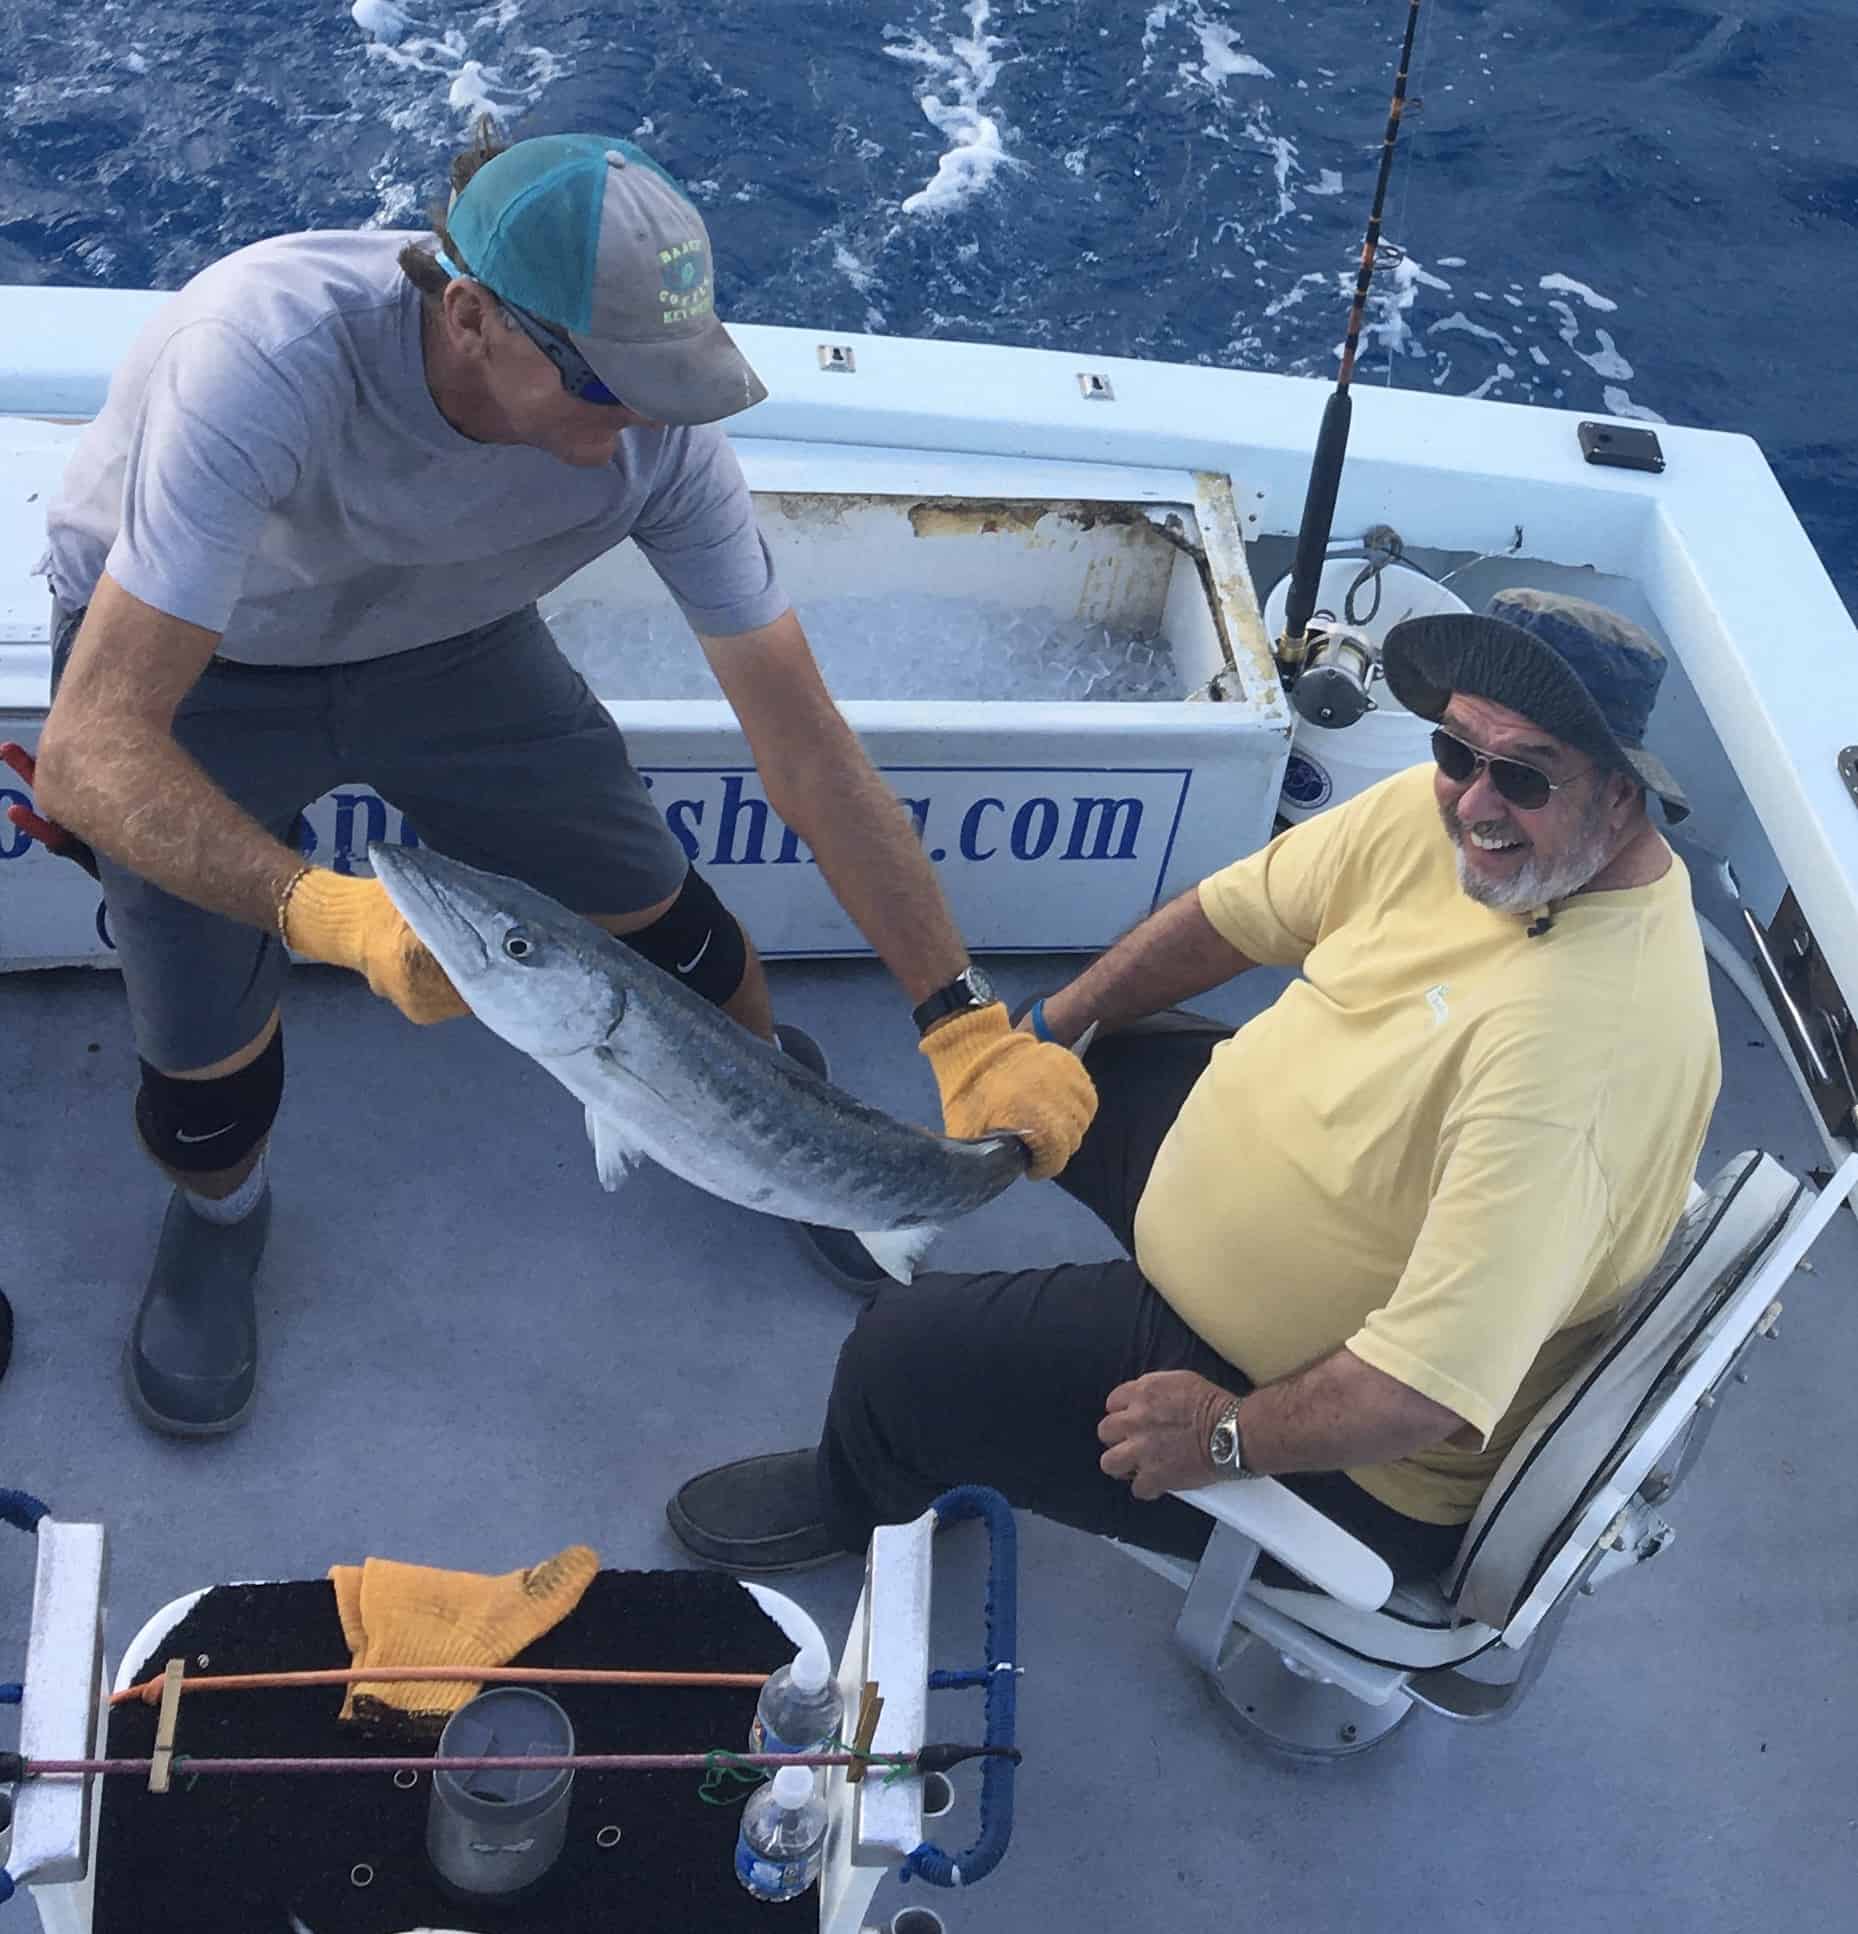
[{"x1": 3, "y1": 943, "x2": 1855, "y2": 1932}]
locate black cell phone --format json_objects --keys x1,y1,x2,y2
[{"x1": 1577, "y1": 420, "x2": 1665, "y2": 473}]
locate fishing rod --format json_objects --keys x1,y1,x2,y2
[{"x1": 1275, "y1": 0, "x2": 1426, "y2": 707}]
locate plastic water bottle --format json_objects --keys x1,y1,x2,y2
[
  {"x1": 747, "y1": 1632, "x2": 844, "y2": 1762},
  {"x1": 734, "y1": 1765, "x2": 828, "y2": 1902}
]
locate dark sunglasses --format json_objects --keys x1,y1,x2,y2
[
  {"x1": 497, "y1": 296, "x2": 626, "y2": 408},
  {"x1": 1431, "y1": 727, "x2": 1587, "y2": 812}
]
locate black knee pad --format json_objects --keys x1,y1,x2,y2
[
  {"x1": 620, "y1": 868, "x2": 748, "y2": 1007},
  {"x1": 136, "y1": 1027, "x2": 284, "y2": 1174}
]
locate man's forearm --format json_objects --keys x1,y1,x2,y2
[
  {"x1": 36, "y1": 722, "x2": 305, "y2": 933},
  {"x1": 1039, "y1": 887, "x2": 1254, "y2": 1045},
  {"x1": 1234, "y1": 1348, "x2": 1466, "y2": 1475},
  {"x1": 773, "y1": 725, "x2": 969, "y2": 1004}
]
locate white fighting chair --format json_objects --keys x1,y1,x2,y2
[{"x1": 1119, "y1": 1147, "x2": 1858, "y2": 1758}]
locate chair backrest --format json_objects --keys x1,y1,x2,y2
[{"x1": 1443, "y1": 1149, "x2": 1804, "y2": 1630}]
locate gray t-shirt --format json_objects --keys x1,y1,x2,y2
[{"x1": 42, "y1": 230, "x2": 789, "y2": 665}]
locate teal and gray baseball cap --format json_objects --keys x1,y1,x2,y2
[{"x1": 445, "y1": 134, "x2": 767, "y2": 425}]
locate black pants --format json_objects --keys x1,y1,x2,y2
[{"x1": 817, "y1": 1010, "x2": 1466, "y2": 1582}]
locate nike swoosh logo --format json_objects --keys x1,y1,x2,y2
[
  {"x1": 174, "y1": 1123, "x2": 237, "y2": 1144},
  {"x1": 676, "y1": 930, "x2": 712, "y2": 975}
]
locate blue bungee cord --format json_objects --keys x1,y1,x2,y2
[
  {"x1": 0, "y1": 1491, "x2": 48, "y2": 1535},
  {"x1": 899, "y1": 1484, "x2": 1020, "y2": 1890}
]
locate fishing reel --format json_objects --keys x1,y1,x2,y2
[
  {"x1": 1274, "y1": 528, "x2": 1406, "y2": 729},
  {"x1": 1285, "y1": 621, "x2": 1381, "y2": 729}
]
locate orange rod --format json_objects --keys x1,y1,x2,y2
[{"x1": 111, "y1": 1663, "x2": 770, "y2": 1708}]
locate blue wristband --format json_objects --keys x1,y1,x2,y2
[{"x1": 1028, "y1": 998, "x2": 1055, "y2": 1043}]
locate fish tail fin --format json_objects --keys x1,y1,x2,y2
[{"x1": 853, "y1": 1225, "x2": 941, "y2": 1284}]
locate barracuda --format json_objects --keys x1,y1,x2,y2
[{"x1": 369, "y1": 843, "x2": 1029, "y2": 1280}]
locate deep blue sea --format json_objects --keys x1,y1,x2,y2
[{"x1": 2, "y1": 1, "x2": 1852, "y2": 614}]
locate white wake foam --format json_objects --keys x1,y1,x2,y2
[
  {"x1": 341, "y1": 1, "x2": 570, "y2": 227},
  {"x1": 887, "y1": 0, "x2": 1022, "y2": 217},
  {"x1": 1539, "y1": 271, "x2": 1619, "y2": 312}
]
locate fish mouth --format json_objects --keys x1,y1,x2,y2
[{"x1": 368, "y1": 842, "x2": 492, "y2": 980}]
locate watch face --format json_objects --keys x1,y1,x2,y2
[
  {"x1": 1210, "y1": 1421, "x2": 1238, "y2": 1468},
  {"x1": 963, "y1": 965, "x2": 995, "y2": 1005}
]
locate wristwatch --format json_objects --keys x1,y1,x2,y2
[
  {"x1": 912, "y1": 964, "x2": 996, "y2": 1036},
  {"x1": 1208, "y1": 1397, "x2": 1251, "y2": 1477}
]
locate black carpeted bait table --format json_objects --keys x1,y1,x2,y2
[{"x1": 95, "y1": 1570, "x2": 814, "y2": 1932}]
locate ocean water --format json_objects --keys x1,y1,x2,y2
[{"x1": 1, "y1": 0, "x2": 1851, "y2": 615}]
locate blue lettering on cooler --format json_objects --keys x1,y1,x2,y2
[
  {"x1": 959, "y1": 797, "x2": 1004, "y2": 861},
  {"x1": 1010, "y1": 798, "x2": 1059, "y2": 861},
  {"x1": 331, "y1": 792, "x2": 389, "y2": 876},
  {"x1": 0, "y1": 790, "x2": 31, "y2": 860},
  {"x1": 1061, "y1": 795, "x2": 1142, "y2": 859},
  {"x1": 712, "y1": 775, "x2": 770, "y2": 864},
  {"x1": 636, "y1": 783, "x2": 1155, "y2": 869}
]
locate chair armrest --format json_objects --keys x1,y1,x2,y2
[{"x1": 1170, "y1": 1478, "x2": 1395, "y2": 1611}]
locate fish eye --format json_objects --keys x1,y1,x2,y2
[{"x1": 504, "y1": 929, "x2": 535, "y2": 961}]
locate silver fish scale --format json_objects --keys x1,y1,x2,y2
[{"x1": 605, "y1": 1021, "x2": 1022, "y2": 1229}]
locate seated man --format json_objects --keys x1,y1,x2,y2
[{"x1": 666, "y1": 590, "x2": 1723, "y2": 1580}]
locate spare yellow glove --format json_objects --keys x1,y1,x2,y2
[
  {"x1": 280, "y1": 868, "x2": 468, "y2": 1024},
  {"x1": 329, "y1": 1544, "x2": 599, "y2": 1728},
  {"x1": 920, "y1": 1000, "x2": 1098, "y2": 1181}
]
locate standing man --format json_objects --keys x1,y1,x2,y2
[{"x1": 23, "y1": 126, "x2": 1093, "y2": 1437}]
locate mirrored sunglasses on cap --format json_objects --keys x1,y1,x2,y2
[
  {"x1": 432, "y1": 247, "x2": 625, "y2": 407},
  {"x1": 1430, "y1": 727, "x2": 1586, "y2": 811}
]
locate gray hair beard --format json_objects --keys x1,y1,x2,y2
[{"x1": 1443, "y1": 790, "x2": 1617, "y2": 916}]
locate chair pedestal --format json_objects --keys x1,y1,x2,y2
[{"x1": 1207, "y1": 1634, "x2": 1415, "y2": 1758}]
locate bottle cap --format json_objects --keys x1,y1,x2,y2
[
  {"x1": 744, "y1": 1584, "x2": 833, "y2": 1696},
  {"x1": 791, "y1": 1635, "x2": 830, "y2": 1694},
  {"x1": 771, "y1": 1766, "x2": 815, "y2": 1808}
]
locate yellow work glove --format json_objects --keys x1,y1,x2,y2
[
  {"x1": 329, "y1": 1544, "x2": 599, "y2": 1727},
  {"x1": 280, "y1": 868, "x2": 468, "y2": 1024},
  {"x1": 920, "y1": 1001, "x2": 1098, "y2": 1181}
]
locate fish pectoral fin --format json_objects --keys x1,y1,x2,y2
[
  {"x1": 854, "y1": 1225, "x2": 941, "y2": 1285},
  {"x1": 586, "y1": 1107, "x2": 647, "y2": 1192}
]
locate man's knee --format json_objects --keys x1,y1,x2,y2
[
  {"x1": 828, "y1": 1290, "x2": 925, "y2": 1416},
  {"x1": 831, "y1": 1274, "x2": 1003, "y2": 1420},
  {"x1": 135, "y1": 1025, "x2": 284, "y2": 1174},
  {"x1": 605, "y1": 869, "x2": 748, "y2": 1007}
]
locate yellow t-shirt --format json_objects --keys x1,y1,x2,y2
[{"x1": 1133, "y1": 764, "x2": 1721, "y2": 1524}]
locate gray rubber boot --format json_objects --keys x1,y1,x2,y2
[{"x1": 125, "y1": 1186, "x2": 269, "y2": 1436}]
